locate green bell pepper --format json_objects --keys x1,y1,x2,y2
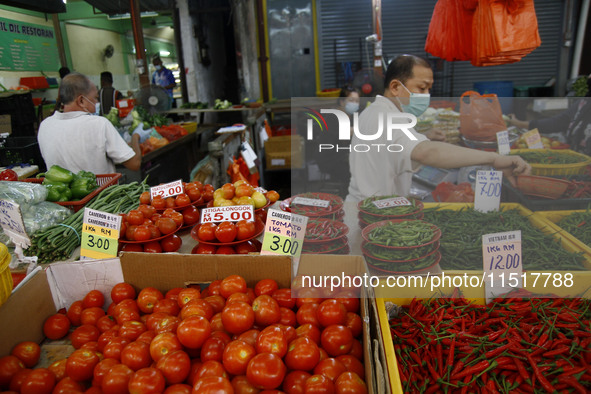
[
  {"x1": 38, "y1": 165, "x2": 75, "y2": 184},
  {"x1": 45, "y1": 182, "x2": 70, "y2": 202},
  {"x1": 70, "y1": 176, "x2": 97, "y2": 199}
]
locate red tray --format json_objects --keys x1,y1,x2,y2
[{"x1": 25, "y1": 173, "x2": 122, "y2": 212}]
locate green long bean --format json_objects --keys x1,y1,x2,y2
[{"x1": 557, "y1": 210, "x2": 591, "y2": 246}]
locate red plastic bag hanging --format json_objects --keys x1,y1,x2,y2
[
  {"x1": 425, "y1": 0, "x2": 476, "y2": 61},
  {"x1": 459, "y1": 90, "x2": 507, "y2": 142}
]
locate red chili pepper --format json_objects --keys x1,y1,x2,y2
[
  {"x1": 526, "y1": 354, "x2": 555, "y2": 393},
  {"x1": 452, "y1": 359, "x2": 495, "y2": 380},
  {"x1": 513, "y1": 357, "x2": 530, "y2": 383},
  {"x1": 557, "y1": 375, "x2": 587, "y2": 394}
]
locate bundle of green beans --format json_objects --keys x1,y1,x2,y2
[
  {"x1": 366, "y1": 220, "x2": 436, "y2": 247},
  {"x1": 359, "y1": 195, "x2": 421, "y2": 216},
  {"x1": 422, "y1": 207, "x2": 586, "y2": 270},
  {"x1": 364, "y1": 241, "x2": 438, "y2": 261},
  {"x1": 557, "y1": 210, "x2": 591, "y2": 246},
  {"x1": 510, "y1": 150, "x2": 587, "y2": 164},
  {"x1": 24, "y1": 180, "x2": 149, "y2": 264},
  {"x1": 366, "y1": 250, "x2": 439, "y2": 273}
]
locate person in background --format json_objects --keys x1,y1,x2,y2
[
  {"x1": 54, "y1": 67, "x2": 72, "y2": 113},
  {"x1": 151, "y1": 54, "x2": 176, "y2": 105},
  {"x1": 58, "y1": 67, "x2": 70, "y2": 79},
  {"x1": 508, "y1": 74, "x2": 591, "y2": 155},
  {"x1": 346, "y1": 54, "x2": 531, "y2": 202},
  {"x1": 99, "y1": 71, "x2": 123, "y2": 116},
  {"x1": 38, "y1": 72, "x2": 150, "y2": 174}
]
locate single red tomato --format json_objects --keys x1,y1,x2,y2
[
  {"x1": 102, "y1": 336, "x2": 130, "y2": 361},
  {"x1": 165, "y1": 287, "x2": 184, "y2": 302},
  {"x1": 255, "y1": 325, "x2": 287, "y2": 357},
  {"x1": 231, "y1": 375, "x2": 260, "y2": 394},
  {"x1": 143, "y1": 241, "x2": 162, "y2": 253},
  {"x1": 348, "y1": 340, "x2": 363, "y2": 361},
  {"x1": 221, "y1": 301, "x2": 255, "y2": 335},
  {"x1": 0, "y1": 355, "x2": 24, "y2": 389},
  {"x1": 52, "y1": 376, "x2": 85, "y2": 393},
  {"x1": 92, "y1": 357, "x2": 119, "y2": 388},
  {"x1": 67, "y1": 300, "x2": 84, "y2": 327},
  {"x1": 10, "y1": 342, "x2": 40, "y2": 368},
  {"x1": 317, "y1": 299, "x2": 348, "y2": 328},
  {"x1": 204, "y1": 295, "x2": 226, "y2": 314},
  {"x1": 102, "y1": 363, "x2": 134, "y2": 394},
  {"x1": 192, "y1": 244, "x2": 216, "y2": 254},
  {"x1": 265, "y1": 190, "x2": 280, "y2": 203},
  {"x1": 157, "y1": 217, "x2": 178, "y2": 235},
  {"x1": 175, "y1": 193, "x2": 191, "y2": 207},
  {"x1": 220, "y1": 274, "x2": 247, "y2": 299},
  {"x1": 181, "y1": 206, "x2": 200, "y2": 226},
  {"x1": 150, "y1": 332, "x2": 183, "y2": 362},
  {"x1": 164, "y1": 383, "x2": 192, "y2": 394},
  {"x1": 304, "y1": 374, "x2": 335, "y2": 393},
  {"x1": 115, "y1": 308, "x2": 141, "y2": 326},
  {"x1": 207, "y1": 280, "x2": 222, "y2": 296},
  {"x1": 121, "y1": 341, "x2": 152, "y2": 371},
  {"x1": 279, "y1": 307, "x2": 297, "y2": 327},
  {"x1": 199, "y1": 336, "x2": 226, "y2": 363},
  {"x1": 97, "y1": 329, "x2": 118, "y2": 353},
  {"x1": 138, "y1": 204, "x2": 157, "y2": 219},
  {"x1": 122, "y1": 243, "x2": 144, "y2": 253},
  {"x1": 186, "y1": 187, "x2": 202, "y2": 202},
  {"x1": 295, "y1": 323, "x2": 321, "y2": 344},
  {"x1": 197, "y1": 223, "x2": 217, "y2": 242},
  {"x1": 136, "y1": 330, "x2": 157, "y2": 345},
  {"x1": 137, "y1": 287, "x2": 164, "y2": 314},
  {"x1": 80, "y1": 306, "x2": 106, "y2": 326},
  {"x1": 272, "y1": 288, "x2": 295, "y2": 309},
  {"x1": 176, "y1": 315, "x2": 211, "y2": 349},
  {"x1": 235, "y1": 220, "x2": 256, "y2": 241},
  {"x1": 282, "y1": 370, "x2": 312, "y2": 394},
  {"x1": 296, "y1": 302, "x2": 320, "y2": 327},
  {"x1": 194, "y1": 360, "x2": 229, "y2": 382},
  {"x1": 43, "y1": 313, "x2": 71, "y2": 340},
  {"x1": 254, "y1": 279, "x2": 278, "y2": 297},
  {"x1": 127, "y1": 210, "x2": 145, "y2": 226},
  {"x1": 333, "y1": 291, "x2": 360, "y2": 313},
  {"x1": 83, "y1": 289, "x2": 105, "y2": 309},
  {"x1": 344, "y1": 312, "x2": 363, "y2": 339},
  {"x1": 80, "y1": 340, "x2": 100, "y2": 352},
  {"x1": 70, "y1": 325, "x2": 100, "y2": 349},
  {"x1": 215, "y1": 222, "x2": 237, "y2": 243},
  {"x1": 133, "y1": 225, "x2": 152, "y2": 242},
  {"x1": 235, "y1": 240, "x2": 258, "y2": 254},
  {"x1": 180, "y1": 299, "x2": 214, "y2": 321},
  {"x1": 313, "y1": 358, "x2": 347, "y2": 382},
  {"x1": 161, "y1": 234, "x2": 182, "y2": 252},
  {"x1": 335, "y1": 371, "x2": 367, "y2": 393},
  {"x1": 151, "y1": 196, "x2": 166, "y2": 210},
  {"x1": 222, "y1": 340, "x2": 256, "y2": 376},
  {"x1": 165, "y1": 197, "x2": 176, "y2": 208},
  {"x1": 335, "y1": 355, "x2": 365, "y2": 380},
  {"x1": 226, "y1": 292, "x2": 251, "y2": 305},
  {"x1": 320, "y1": 325, "x2": 354, "y2": 357},
  {"x1": 96, "y1": 315, "x2": 117, "y2": 333},
  {"x1": 215, "y1": 245, "x2": 235, "y2": 254},
  {"x1": 119, "y1": 321, "x2": 148, "y2": 341},
  {"x1": 236, "y1": 329, "x2": 260, "y2": 347},
  {"x1": 128, "y1": 367, "x2": 166, "y2": 394},
  {"x1": 284, "y1": 336, "x2": 321, "y2": 371},
  {"x1": 156, "y1": 350, "x2": 191, "y2": 385},
  {"x1": 192, "y1": 376, "x2": 233, "y2": 394},
  {"x1": 154, "y1": 298, "x2": 181, "y2": 316},
  {"x1": 252, "y1": 295, "x2": 281, "y2": 327},
  {"x1": 114, "y1": 298, "x2": 139, "y2": 315},
  {"x1": 47, "y1": 358, "x2": 67, "y2": 381},
  {"x1": 169, "y1": 211, "x2": 184, "y2": 227},
  {"x1": 66, "y1": 348, "x2": 100, "y2": 381},
  {"x1": 140, "y1": 191, "x2": 151, "y2": 205},
  {"x1": 246, "y1": 353, "x2": 286, "y2": 390},
  {"x1": 177, "y1": 288, "x2": 201, "y2": 307},
  {"x1": 19, "y1": 368, "x2": 55, "y2": 394}
]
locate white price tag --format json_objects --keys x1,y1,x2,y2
[
  {"x1": 261, "y1": 209, "x2": 308, "y2": 268},
  {"x1": 523, "y1": 129, "x2": 544, "y2": 149},
  {"x1": 474, "y1": 170, "x2": 502, "y2": 213},
  {"x1": 150, "y1": 180, "x2": 184, "y2": 199},
  {"x1": 482, "y1": 230, "x2": 522, "y2": 303},
  {"x1": 0, "y1": 199, "x2": 30, "y2": 248},
  {"x1": 292, "y1": 197, "x2": 330, "y2": 208},
  {"x1": 200, "y1": 205, "x2": 255, "y2": 223},
  {"x1": 496, "y1": 130, "x2": 510, "y2": 155},
  {"x1": 372, "y1": 196, "x2": 411, "y2": 209},
  {"x1": 81, "y1": 208, "x2": 121, "y2": 260}
]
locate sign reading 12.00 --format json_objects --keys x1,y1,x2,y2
[
  {"x1": 150, "y1": 180, "x2": 184, "y2": 200},
  {"x1": 81, "y1": 208, "x2": 121, "y2": 260}
]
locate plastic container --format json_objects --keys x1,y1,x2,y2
[
  {"x1": 510, "y1": 149, "x2": 591, "y2": 176},
  {"x1": 316, "y1": 88, "x2": 341, "y2": 98},
  {"x1": 19, "y1": 77, "x2": 49, "y2": 90},
  {"x1": 473, "y1": 81, "x2": 513, "y2": 113},
  {"x1": 0, "y1": 243, "x2": 13, "y2": 307},
  {"x1": 25, "y1": 173, "x2": 122, "y2": 212},
  {"x1": 515, "y1": 175, "x2": 572, "y2": 199}
]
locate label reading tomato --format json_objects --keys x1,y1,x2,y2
[
  {"x1": 261, "y1": 209, "x2": 307, "y2": 262},
  {"x1": 81, "y1": 208, "x2": 121, "y2": 260}
]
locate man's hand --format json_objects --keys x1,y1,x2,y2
[
  {"x1": 425, "y1": 128, "x2": 446, "y2": 142},
  {"x1": 493, "y1": 155, "x2": 531, "y2": 186},
  {"x1": 132, "y1": 123, "x2": 151, "y2": 143}
]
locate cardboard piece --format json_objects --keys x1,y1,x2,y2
[{"x1": 265, "y1": 135, "x2": 304, "y2": 169}]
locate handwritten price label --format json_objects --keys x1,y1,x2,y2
[
  {"x1": 474, "y1": 170, "x2": 502, "y2": 213},
  {"x1": 200, "y1": 205, "x2": 254, "y2": 223},
  {"x1": 291, "y1": 197, "x2": 330, "y2": 208},
  {"x1": 496, "y1": 130, "x2": 510, "y2": 155},
  {"x1": 523, "y1": 129, "x2": 544, "y2": 149},
  {"x1": 261, "y1": 209, "x2": 308, "y2": 264},
  {"x1": 482, "y1": 230, "x2": 522, "y2": 302},
  {"x1": 372, "y1": 196, "x2": 411, "y2": 209},
  {"x1": 150, "y1": 180, "x2": 184, "y2": 200},
  {"x1": 0, "y1": 199, "x2": 30, "y2": 248},
  {"x1": 81, "y1": 208, "x2": 121, "y2": 260}
]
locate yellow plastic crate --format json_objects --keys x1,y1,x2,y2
[
  {"x1": 376, "y1": 269, "x2": 591, "y2": 393},
  {"x1": 179, "y1": 122, "x2": 198, "y2": 133},
  {"x1": 0, "y1": 243, "x2": 13, "y2": 307},
  {"x1": 510, "y1": 149, "x2": 591, "y2": 176},
  {"x1": 422, "y1": 202, "x2": 591, "y2": 269},
  {"x1": 535, "y1": 210, "x2": 591, "y2": 259}
]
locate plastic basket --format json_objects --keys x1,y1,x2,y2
[
  {"x1": 25, "y1": 173, "x2": 122, "y2": 212},
  {"x1": 316, "y1": 88, "x2": 341, "y2": 98},
  {"x1": 516, "y1": 175, "x2": 571, "y2": 199},
  {"x1": 0, "y1": 243, "x2": 13, "y2": 307},
  {"x1": 511, "y1": 149, "x2": 591, "y2": 176}
]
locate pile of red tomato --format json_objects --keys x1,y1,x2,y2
[
  {"x1": 0, "y1": 276, "x2": 367, "y2": 393},
  {"x1": 119, "y1": 206, "x2": 184, "y2": 254},
  {"x1": 139, "y1": 182, "x2": 214, "y2": 211},
  {"x1": 191, "y1": 215, "x2": 265, "y2": 255}
]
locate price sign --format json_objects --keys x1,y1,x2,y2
[
  {"x1": 496, "y1": 130, "x2": 511, "y2": 155},
  {"x1": 482, "y1": 230, "x2": 522, "y2": 302},
  {"x1": 0, "y1": 199, "x2": 30, "y2": 247},
  {"x1": 372, "y1": 196, "x2": 411, "y2": 209},
  {"x1": 150, "y1": 180, "x2": 184, "y2": 200},
  {"x1": 81, "y1": 208, "x2": 121, "y2": 260},
  {"x1": 523, "y1": 129, "x2": 544, "y2": 149},
  {"x1": 261, "y1": 209, "x2": 308, "y2": 262},
  {"x1": 200, "y1": 205, "x2": 254, "y2": 223},
  {"x1": 474, "y1": 170, "x2": 502, "y2": 213},
  {"x1": 291, "y1": 197, "x2": 330, "y2": 208}
]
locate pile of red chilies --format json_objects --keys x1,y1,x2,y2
[{"x1": 390, "y1": 289, "x2": 591, "y2": 393}]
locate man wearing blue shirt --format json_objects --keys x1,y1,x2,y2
[{"x1": 151, "y1": 54, "x2": 176, "y2": 101}]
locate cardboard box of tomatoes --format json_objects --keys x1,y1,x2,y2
[{"x1": 0, "y1": 253, "x2": 385, "y2": 393}]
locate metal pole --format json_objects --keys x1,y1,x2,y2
[
  {"x1": 570, "y1": 0, "x2": 589, "y2": 79},
  {"x1": 130, "y1": 0, "x2": 150, "y2": 87},
  {"x1": 51, "y1": 14, "x2": 67, "y2": 68}
]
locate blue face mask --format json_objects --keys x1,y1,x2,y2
[
  {"x1": 345, "y1": 101, "x2": 359, "y2": 115},
  {"x1": 399, "y1": 82, "x2": 430, "y2": 117},
  {"x1": 83, "y1": 96, "x2": 100, "y2": 116}
]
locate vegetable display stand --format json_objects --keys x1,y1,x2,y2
[
  {"x1": 25, "y1": 173, "x2": 122, "y2": 212},
  {"x1": 534, "y1": 210, "x2": 591, "y2": 257},
  {"x1": 422, "y1": 202, "x2": 591, "y2": 270},
  {"x1": 501, "y1": 177, "x2": 591, "y2": 211}
]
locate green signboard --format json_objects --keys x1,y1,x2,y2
[{"x1": 0, "y1": 17, "x2": 60, "y2": 72}]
